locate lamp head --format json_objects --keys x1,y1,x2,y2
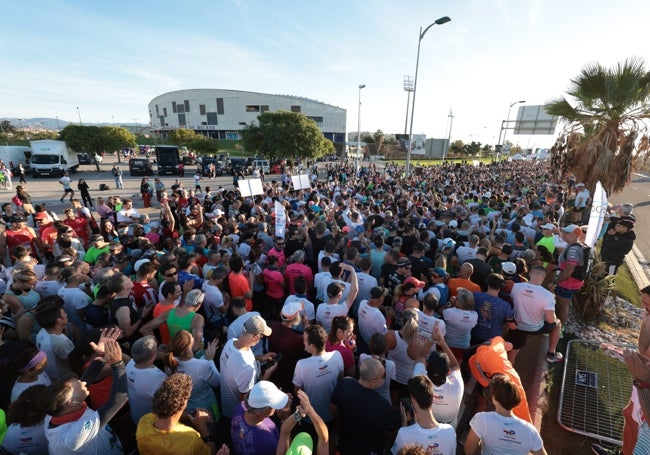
[
  {"x1": 359, "y1": 84, "x2": 366, "y2": 89},
  {"x1": 435, "y1": 16, "x2": 451, "y2": 25}
]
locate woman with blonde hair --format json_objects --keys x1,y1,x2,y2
[
  {"x1": 385, "y1": 308, "x2": 420, "y2": 405},
  {"x1": 163, "y1": 330, "x2": 221, "y2": 421}
]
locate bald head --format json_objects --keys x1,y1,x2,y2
[
  {"x1": 459, "y1": 263, "x2": 474, "y2": 279},
  {"x1": 359, "y1": 357, "x2": 385, "y2": 385}
]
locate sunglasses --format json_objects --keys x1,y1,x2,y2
[{"x1": 166, "y1": 271, "x2": 179, "y2": 277}]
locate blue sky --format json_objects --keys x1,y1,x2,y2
[{"x1": 3, "y1": 0, "x2": 650, "y2": 149}]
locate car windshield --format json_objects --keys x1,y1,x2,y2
[{"x1": 31, "y1": 154, "x2": 59, "y2": 164}]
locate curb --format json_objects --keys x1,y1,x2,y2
[{"x1": 626, "y1": 246, "x2": 650, "y2": 290}]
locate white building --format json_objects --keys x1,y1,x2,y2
[{"x1": 148, "y1": 89, "x2": 346, "y2": 143}]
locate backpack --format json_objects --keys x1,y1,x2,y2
[
  {"x1": 99, "y1": 183, "x2": 110, "y2": 191},
  {"x1": 566, "y1": 242, "x2": 592, "y2": 281}
]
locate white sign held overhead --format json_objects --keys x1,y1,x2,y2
[
  {"x1": 291, "y1": 174, "x2": 311, "y2": 190},
  {"x1": 237, "y1": 179, "x2": 265, "y2": 197},
  {"x1": 275, "y1": 201, "x2": 286, "y2": 239}
]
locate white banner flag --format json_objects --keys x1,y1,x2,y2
[
  {"x1": 585, "y1": 181, "x2": 608, "y2": 249},
  {"x1": 275, "y1": 201, "x2": 286, "y2": 239}
]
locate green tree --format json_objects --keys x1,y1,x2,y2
[
  {"x1": 0, "y1": 120, "x2": 16, "y2": 134},
  {"x1": 240, "y1": 111, "x2": 333, "y2": 161},
  {"x1": 466, "y1": 141, "x2": 481, "y2": 156},
  {"x1": 190, "y1": 137, "x2": 219, "y2": 156},
  {"x1": 373, "y1": 129, "x2": 385, "y2": 155},
  {"x1": 168, "y1": 128, "x2": 201, "y2": 147},
  {"x1": 450, "y1": 139, "x2": 465, "y2": 157},
  {"x1": 60, "y1": 125, "x2": 104, "y2": 171},
  {"x1": 546, "y1": 57, "x2": 650, "y2": 194},
  {"x1": 101, "y1": 126, "x2": 137, "y2": 164}
]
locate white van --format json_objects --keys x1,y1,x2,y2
[{"x1": 253, "y1": 159, "x2": 270, "y2": 173}]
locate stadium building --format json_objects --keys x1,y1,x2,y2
[{"x1": 148, "y1": 89, "x2": 346, "y2": 143}]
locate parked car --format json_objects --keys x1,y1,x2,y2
[
  {"x1": 200, "y1": 158, "x2": 223, "y2": 177},
  {"x1": 77, "y1": 153, "x2": 103, "y2": 164},
  {"x1": 129, "y1": 158, "x2": 154, "y2": 176},
  {"x1": 228, "y1": 158, "x2": 250, "y2": 175}
]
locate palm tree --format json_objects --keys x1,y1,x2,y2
[{"x1": 546, "y1": 57, "x2": 650, "y2": 194}]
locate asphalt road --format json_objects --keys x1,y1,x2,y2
[
  {"x1": 609, "y1": 170, "x2": 650, "y2": 269},
  {"x1": 6, "y1": 161, "x2": 239, "y2": 217}
]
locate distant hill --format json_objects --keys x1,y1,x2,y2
[{"x1": 0, "y1": 117, "x2": 146, "y2": 130}]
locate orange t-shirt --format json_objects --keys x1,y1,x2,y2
[
  {"x1": 229, "y1": 271, "x2": 252, "y2": 311},
  {"x1": 153, "y1": 302, "x2": 175, "y2": 344},
  {"x1": 468, "y1": 336, "x2": 532, "y2": 423},
  {"x1": 447, "y1": 278, "x2": 481, "y2": 298}
]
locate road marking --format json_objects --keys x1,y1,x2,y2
[{"x1": 635, "y1": 172, "x2": 649, "y2": 178}]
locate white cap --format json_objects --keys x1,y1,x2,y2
[
  {"x1": 281, "y1": 300, "x2": 303, "y2": 321},
  {"x1": 501, "y1": 262, "x2": 517, "y2": 275},
  {"x1": 133, "y1": 259, "x2": 150, "y2": 273},
  {"x1": 247, "y1": 380, "x2": 289, "y2": 409},
  {"x1": 448, "y1": 220, "x2": 458, "y2": 228}
]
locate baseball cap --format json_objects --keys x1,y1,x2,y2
[
  {"x1": 286, "y1": 432, "x2": 314, "y2": 455},
  {"x1": 448, "y1": 220, "x2": 458, "y2": 228},
  {"x1": 397, "y1": 258, "x2": 411, "y2": 268},
  {"x1": 501, "y1": 262, "x2": 517, "y2": 275},
  {"x1": 576, "y1": 182, "x2": 585, "y2": 188},
  {"x1": 341, "y1": 226, "x2": 350, "y2": 234},
  {"x1": 247, "y1": 380, "x2": 289, "y2": 409},
  {"x1": 281, "y1": 300, "x2": 303, "y2": 321},
  {"x1": 34, "y1": 212, "x2": 48, "y2": 220},
  {"x1": 541, "y1": 223, "x2": 556, "y2": 230},
  {"x1": 133, "y1": 258, "x2": 150, "y2": 273},
  {"x1": 244, "y1": 315, "x2": 272, "y2": 336},
  {"x1": 619, "y1": 215, "x2": 636, "y2": 227},
  {"x1": 562, "y1": 224, "x2": 582, "y2": 235},
  {"x1": 355, "y1": 225, "x2": 365, "y2": 234},
  {"x1": 90, "y1": 234, "x2": 106, "y2": 244},
  {"x1": 442, "y1": 238, "x2": 456, "y2": 249},
  {"x1": 404, "y1": 277, "x2": 425, "y2": 288},
  {"x1": 370, "y1": 286, "x2": 388, "y2": 299},
  {"x1": 9, "y1": 215, "x2": 26, "y2": 223}
]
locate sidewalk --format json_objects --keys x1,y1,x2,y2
[{"x1": 514, "y1": 333, "x2": 549, "y2": 430}]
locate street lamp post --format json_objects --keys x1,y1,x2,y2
[
  {"x1": 403, "y1": 76, "x2": 414, "y2": 134},
  {"x1": 356, "y1": 84, "x2": 366, "y2": 174},
  {"x1": 497, "y1": 100, "x2": 525, "y2": 157},
  {"x1": 76, "y1": 107, "x2": 83, "y2": 125},
  {"x1": 444, "y1": 108, "x2": 453, "y2": 162},
  {"x1": 406, "y1": 16, "x2": 451, "y2": 177}
]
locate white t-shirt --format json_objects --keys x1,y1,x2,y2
[
  {"x1": 456, "y1": 245, "x2": 478, "y2": 264},
  {"x1": 318, "y1": 278, "x2": 350, "y2": 307},
  {"x1": 357, "y1": 300, "x2": 388, "y2": 343},
  {"x1": 293, "y1": 351, "x2": 344, "y2": 422},
  {"x1": 511, "y1": 282, "x2": 555, "y2": 332},
  {"x1": 176, "y1": 357, "x2": 221, "y2": 413},
  {"x1": 355, "y1": 272, "x2": 378, "y2": 304},
  {"x1": 313, "y1": 271, "x2": 331, "y2": 301},
  {"x1": 417, "y1": 310, "x2": 446, "y2": 345},
  {"x1": 227, "y1": 312, "x2": 263, "y2": 357},
  {"x1": 469, "y1": 411, "x2": 543, "y2": 455},
  {"x1": 220, "y1": 338, "x2": 258, "y2": 418},
  {"x1": 36, "y1": 329, "x2": 74, "y2": 381},
  {"x1": 125, "y1": 360, "x2": 167, "y2": 425},
  {"x1": 2, "y1": 422, "x2": 48, "y2": 455},
  {"x1": 201, "y1": 281, "x2": 225, "y2": 319},
  {"x1": 391, "y1": 422, "x2": 457, "y2": 455},
  {"x1": 432, "y1": 369, "x2": 464, "y2": 425},
  {"x1": 442, "y1": 307, "x2": 479, "y2": 349},
  {"x1": 10, "y1": 372, "x2": 51, "y2": 403},
  {"x1": 316, "y1": 301, "x2": 348, "y2": 333},
  {"x1": 35, "y1": 279, "x2": 64, "y2": 298},
  {"x1": 44, "y1": 406, "x2": 123, "y2": 455}
]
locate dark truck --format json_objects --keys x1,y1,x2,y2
[
  {"x1": 129, "y1": 158, "x2": 154, "y2": 176},
  {"x1": 155, "y1": 145, "x2": 180, "y2": 175}
]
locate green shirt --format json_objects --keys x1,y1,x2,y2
[
  {"x1": 85, "y1": 245, "x2": 110, "y2": 264},
  {"x1": 536, "y1": 236, "x2": 555, "y2": 254}
]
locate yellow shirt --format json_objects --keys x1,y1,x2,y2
[{"x1": 136, "y1": 413, "x2": 210, "y2": 455}]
